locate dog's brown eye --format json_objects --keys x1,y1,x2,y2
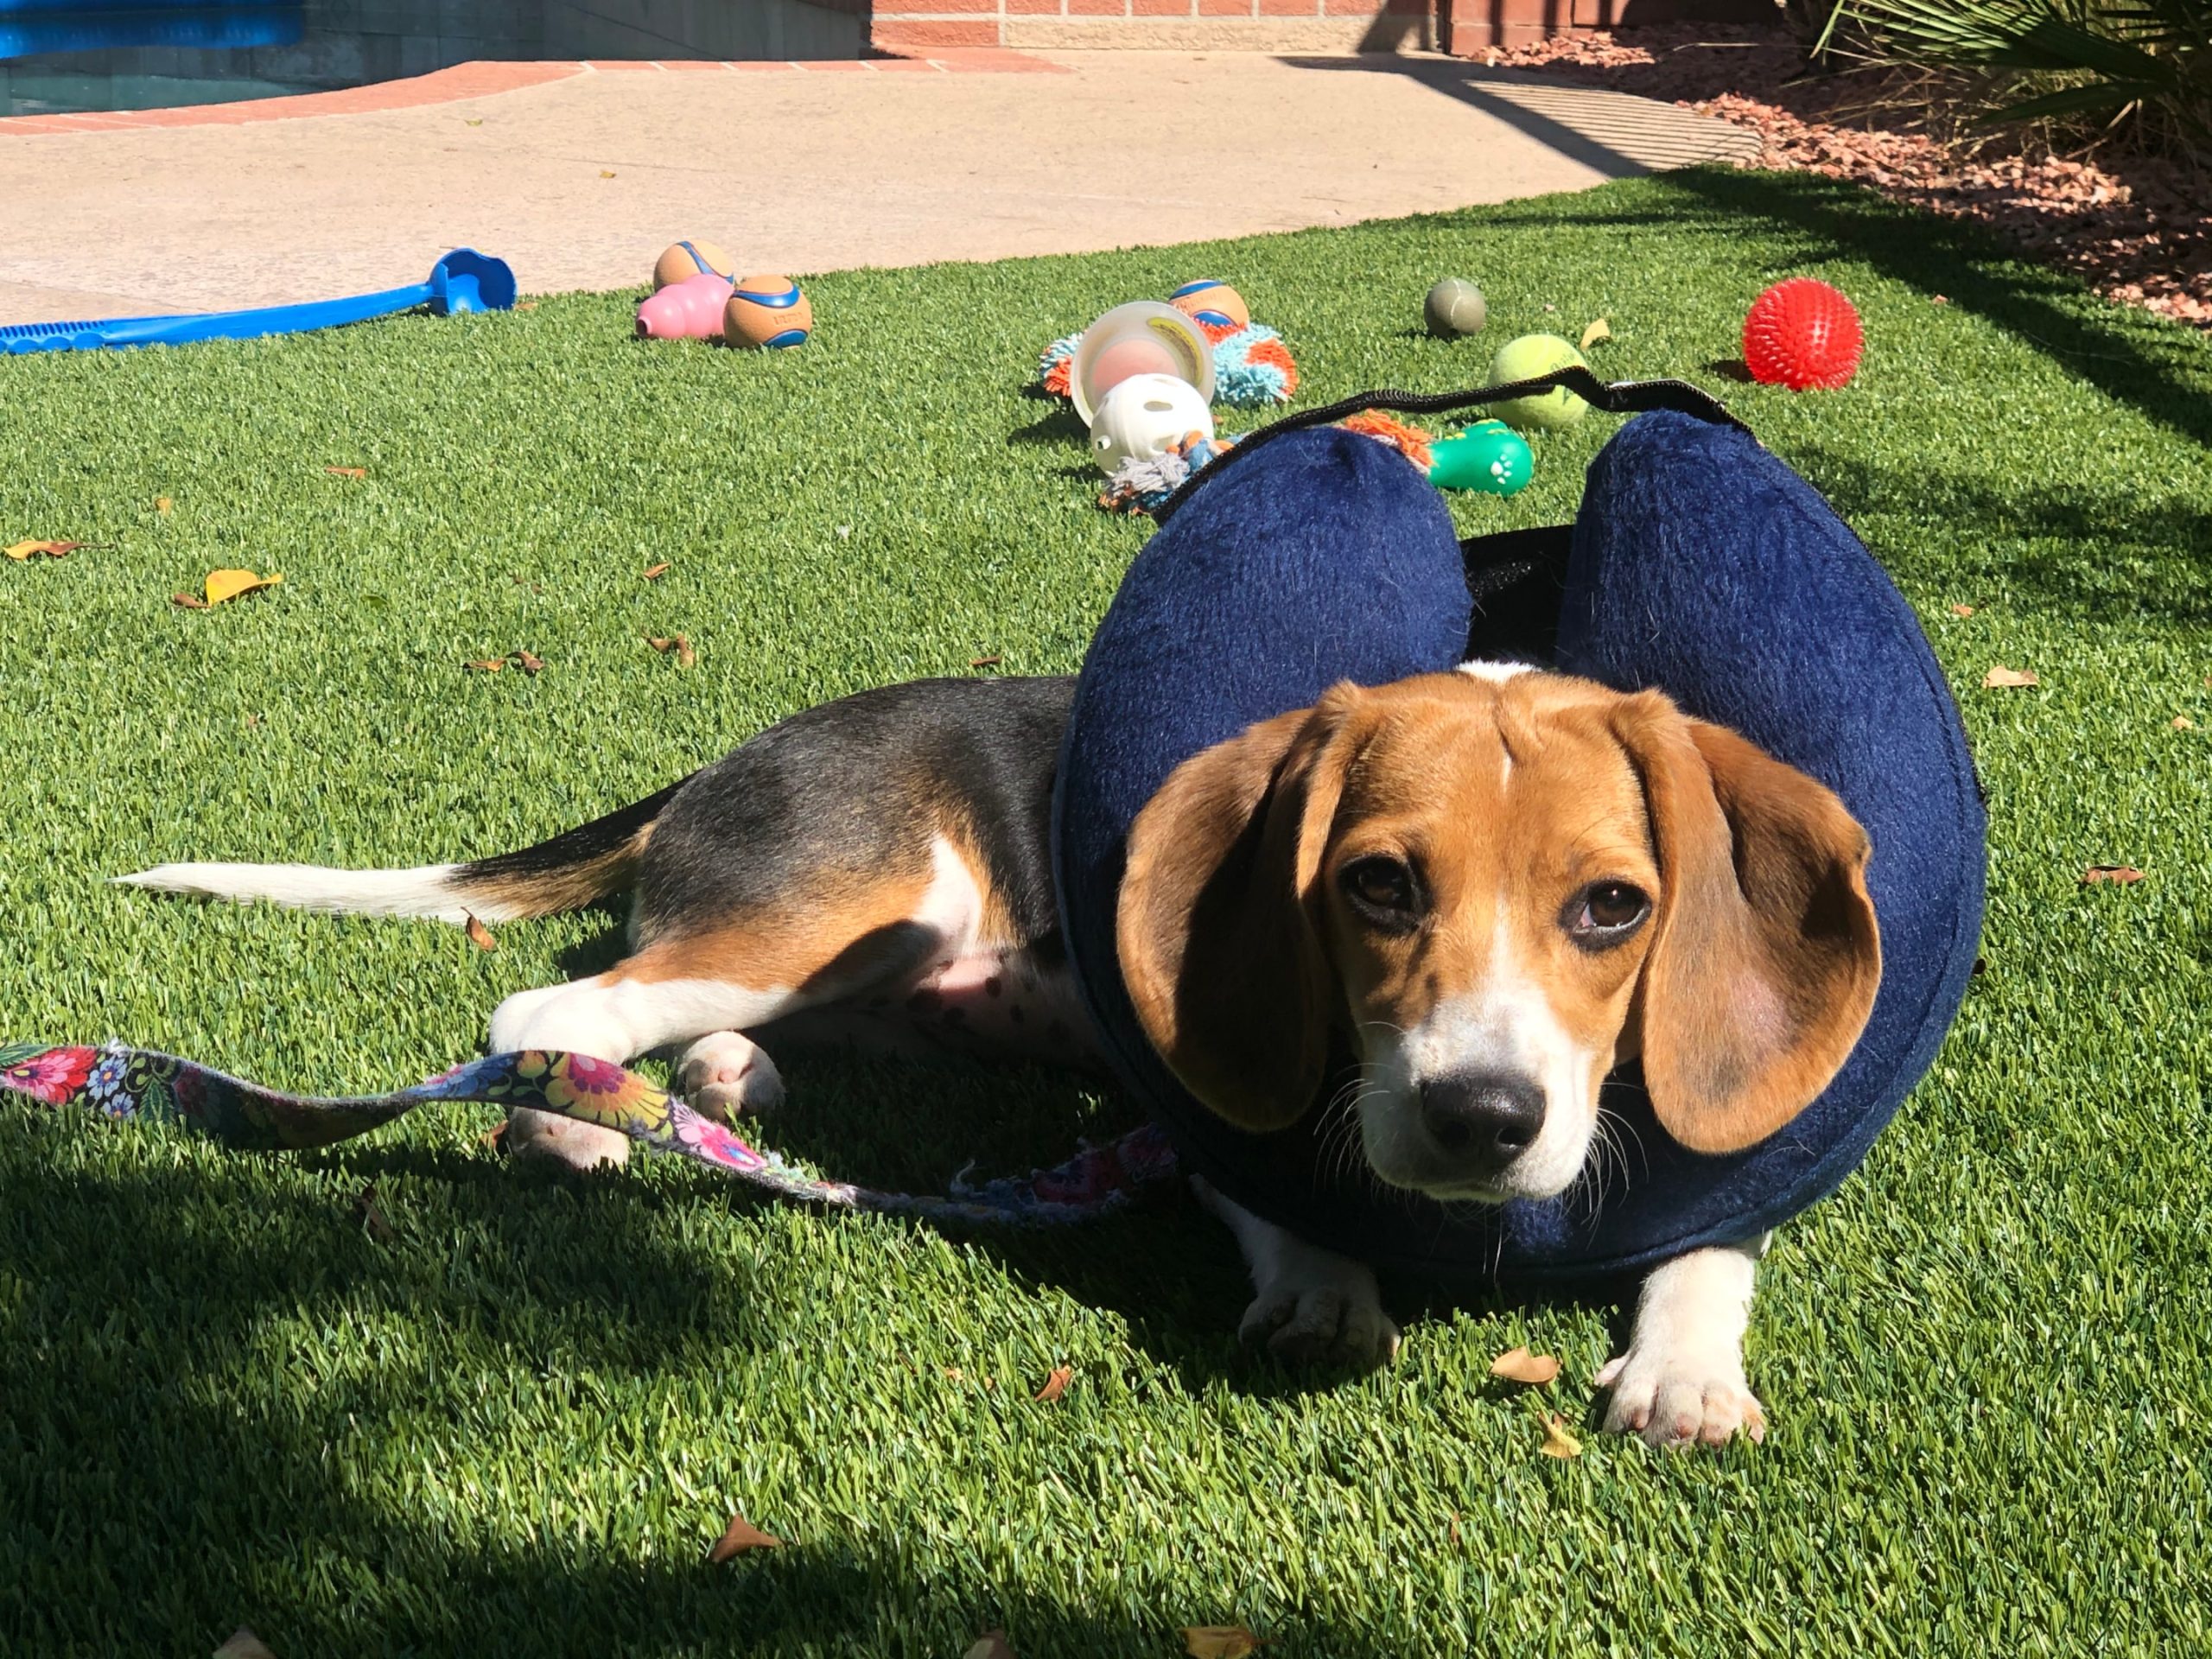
[
  {"x1": 1566, "y1": 880, "x2": 1649, "y2": 947},
  {"x1": 1342, "y1": 855, "x2": 1421, "y2": 924}
]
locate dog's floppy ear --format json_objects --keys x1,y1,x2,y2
[
  {"x1": 1117, "y1": 688, "x2": 1366, "y2": 1132},
  {"x1": 1614, "y1": 694, "x2": 1882, "y2": 1154}
]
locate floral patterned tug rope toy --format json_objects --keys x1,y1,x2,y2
[{"x1": 0, "y1": 1044, "x2": 1180, "y2": 1227}]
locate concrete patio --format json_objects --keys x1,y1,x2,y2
[{"x1": 0, "y1": 49, "x2": 1758, "y2": 324}]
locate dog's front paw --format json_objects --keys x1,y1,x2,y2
[
  {"x1": 1595, "y1": 1348, "x2": 1766, "y2": 1447},
  {"x1": 1239, "y1": 1261, "x2": 1401, "y2": 1370},
  {"x1": 505, "y1": 1105, "x2": 633, "y2": 1173},
  {"x1": 677, "y1": 1031, "x2": 785, "y2": 1121}
]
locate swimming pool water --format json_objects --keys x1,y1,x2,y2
[{"x1": 0, "y1": 0, "x2": 863, "y2": 115}]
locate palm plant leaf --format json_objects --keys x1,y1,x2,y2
[
  {"x1": 1821, "y1": 0, "x2": 2209, "y2": 148},
  {"x1": 1982, "y1": 78, "x2": 2167, "y2": 120}
]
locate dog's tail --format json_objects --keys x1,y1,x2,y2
[{"x1": 114, "y1": 778, "x2": 690, "y2": 925}]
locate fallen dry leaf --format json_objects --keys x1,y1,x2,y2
[
  {"x1": 1948, "y1": 603, "x2": 1976, "y2": 617},
  {"x1": 708, "y1": 1513, "x2": 784, "y2": 1562},
  {"x1": 1579, "y1": 317, "x2": 1611, "y2": 351},
  {"x1": 965, "y1": 1632, "x2": 1017, "y2": 1659},
  {"x1": 464, "y1": 117, "x2": 484, "y2": 126},
  {"x1": 600, "y1": 168, "x2": 617, "y2": 178},
  {"x1": 1539, "y1": 1413, "x2": 1583, "y2": 1459},
  {"x1": 466, "y1": 913, "x2": 498, "y2": 952},
  {"x1": 943, "y1": 1365, "x2": 964, "y2": 1381},
  {"x1": 6, "y1": 538, "x2": 86, "y2": 560},
  {"x1": 1447, "y1": 1510, "x2": 1462, "y2": 1546},
  {"x1": 355, "y1": 1184, "x2": 395, "y2": 1243},
  {"x1": 172, "y1": 592, "x2": 208, "y2": 609},
  {"x1": 156, "y1": 495, "x2": 174, "y2": 515},
  {"x1": 465, "y1": 658, "x2": 505, "y2": 673},
  {"x1": 203, "y1": 569, "x2": 283, "y2": 606},
  {"x1": 479, "y1": 1120, "x2": 509, "y2": 1154},
  {"x1": 2174, "y1": 715, "x2": 2196, "y2": 730},
  {"x1": 324, "y1": 465, "x2": 366, "y2": 480},
  {"x1": 647, "y1": 632, "x2": 697, "y2": 666},
  {"x1": 970, "y1": 654, "x2": 1002, "y2": 669},
  {"x1": 1982, "y1": 664, "x2": 2039, "y2": 689},
  {"x1": 1182, "y1": 1628, "x2": 1264, "y2": 1659},
  {"x1": 1033, "y1": 1365, "x2": 1072, "y2": 1403},
  {"x1": 515, "y1": 301, "x2": 538, "y2": 312},
  {"x1": 213, "y1": 1628, "x2": 278, "y2": 1659},
  {"x1": 1931, "y1": 294, "x2": 1950, "y2": 304},
  {"x1": 641, "y1": 562, "x2": 671, "y2": 580},
  {"x1": 1489, "y1": 1345, "x2": 1561, "y2": 1386},
  {"x1": 511, "y1": 648, "x2": 544, "y2": 675},
  {"x1": 2082, "y1": 865, "x2": 2145, "y2": 886}
]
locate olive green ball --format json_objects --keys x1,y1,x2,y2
[
  {"x1": 1424, "y1": 278, "x2": 1488, "y2": 338},
  {"x1": 1487, "y1": 333, "x2": 1589, "y2": 430}
]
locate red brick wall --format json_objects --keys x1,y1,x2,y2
[
  {"x1": 872, "y1": 0, "x2": 1433, "y2": 52},
  {"x1": 869, "y1": 0, "x2": 1768, "y2": 53},
  {"x1": 1441, "y1": 0, "x2": 1773, "y2": 53},
  {"x1": 873, "y1": 1, "x2": 998, "y2": 51}
]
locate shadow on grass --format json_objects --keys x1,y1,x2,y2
[
  {"x1": 1480, "y1": 168, "x2": 2212, "y2": 452},
  {"x1": 1, "y1": 1092, "x2": 1597, "y2": 1655},
  {"x1": 1788, "y1": 436, "x2": 2212, "y2": 629},
  {"x1": 552, "y1": 907, "x2": 634, "y2": 980},
  {"x1": 1678, "y1": 170, "x2": 2212, "y2": 452},
  {"x1": 1007, "y1": 406, "x2": 1084, "y2": 447},
  {"x1": 0, "y1": 1156, "x2": 1339, "y2": 1654}
]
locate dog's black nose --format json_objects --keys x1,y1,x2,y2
[{"x1": 1420, "y1": 1071, "x2": 1545, "y2": 1166}]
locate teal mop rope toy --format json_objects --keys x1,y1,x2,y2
[{"x1": 0, "y1": 1043, "x2": 1179, "y2": 1226}]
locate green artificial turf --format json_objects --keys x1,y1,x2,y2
[{"x1": 3, "y1": 168, "x2": 2209, "y2": 1656}]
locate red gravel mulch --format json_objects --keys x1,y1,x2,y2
[{"x1": 1484, "y1": 22, "x2": 2211, "y2": 329}]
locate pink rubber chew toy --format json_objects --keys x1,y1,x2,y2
[{"x1": 637, "y1": 272, "x2": 734, "y2": 340}]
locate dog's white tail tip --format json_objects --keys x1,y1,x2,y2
[{"x1": 112, "y1": 861, "x2": 480, "y2": 923}]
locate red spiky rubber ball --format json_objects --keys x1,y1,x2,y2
[{"x1": 1743, "y1": 277, "x2": 1863, "y2": 391}]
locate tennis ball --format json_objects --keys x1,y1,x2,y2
[
  {"x1": 723, "y1": 276, "x2": 811, "y2": 350},
  {"x1": 1168, "y1": 279, "x2": 1249, "y2": 330},
  {"x1": 1487, "y1": 333, "x2": 1588, "y2": 430},
  {"x1": 1425, "y1": 278, "x2": 1487, "y2": 338},
  {"x1": 653, "y1": 239, "x2": 734, "y2": 290}
]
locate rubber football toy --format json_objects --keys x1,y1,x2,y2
[
  {"x1": 723, "y1": 276, "x2": 811, "y2": 350},
  {"x1": 653, "y1": 239, "x2": 735, "y2": 290},
  {"x1": 1168, "y1": 279, "x2": 1249, "y2": 330},
  {"x1": 1743, "y1": 278, "x2": 1864, "y2": 391}
]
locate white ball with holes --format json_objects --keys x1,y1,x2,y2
[{"x1": 1088, "y1": 372, "x2": 1216, "y2": 475}]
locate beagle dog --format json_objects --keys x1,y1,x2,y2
[{"x1": 122, "y1": 663, "x2": 1878, "y2": 1446}]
